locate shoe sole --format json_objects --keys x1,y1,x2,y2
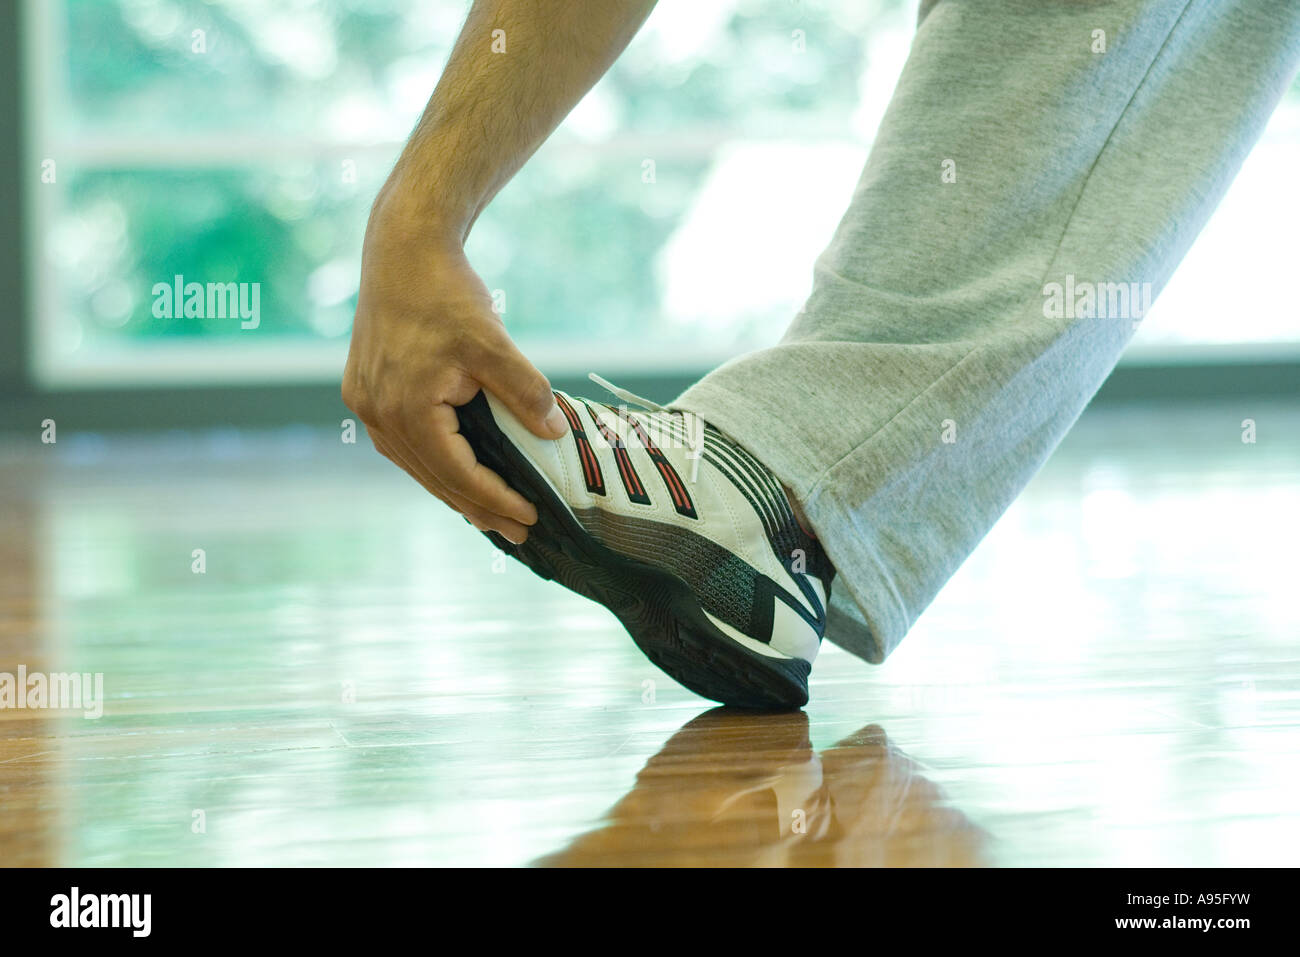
[{"x1": 457, "y1": 391, "x2": 810, "y2": 710}]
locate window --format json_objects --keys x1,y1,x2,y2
[{"x1": 25, "y1": 0, "x2": 1300, "y2": 389}]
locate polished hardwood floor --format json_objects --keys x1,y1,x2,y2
[{"x1": 1, "y1": 399, "x2": 1297, "y2": 867}]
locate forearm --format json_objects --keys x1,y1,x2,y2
[{"x1": 378, "y1": 0, "x2": 658, "y2": 242}]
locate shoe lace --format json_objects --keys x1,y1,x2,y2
[{"x1": 588, "y1": 372, "x2": 705, "y2": 483}]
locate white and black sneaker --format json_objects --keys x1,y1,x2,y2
[{"x1": 456, "y1": 374, "x2": 834, "y2": 709}]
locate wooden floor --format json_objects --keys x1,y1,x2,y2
[{"x1": 1, "y1": 400, "x2": 1297, "y2": 867}]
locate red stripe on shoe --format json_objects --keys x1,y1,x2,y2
[
  {"x1": 611, "y1": 407, "x2": 697, "y2": 519},
  {"x1": 581, "y1": 400, "x2": 650, "y2": 505},
  {"x1": 555, "y1": 394, "x2": 605, "y2": 496}
]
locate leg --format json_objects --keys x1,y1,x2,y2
[{"x1": 673, "y1": 0, "x2": 1300, "y2": 663}]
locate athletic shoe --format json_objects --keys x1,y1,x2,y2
[{"x1": 456, "y1": 374, "x2": 834, "y2": 709}]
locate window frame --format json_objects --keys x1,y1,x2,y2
[{"x1": 4, "y1": 0, "x2": 1297, "y2": 427}]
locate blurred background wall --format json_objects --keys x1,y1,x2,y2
[{"x1": 2, "y1": 0, "x2": 1298, "y2": 432}]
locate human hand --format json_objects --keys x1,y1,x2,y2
[{"x1": 342, "y1": 195, "x2": 568, "y2": 543}]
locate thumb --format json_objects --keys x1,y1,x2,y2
[{"x1": 473, "y1": 333, "x2": 569, "y2": 440}]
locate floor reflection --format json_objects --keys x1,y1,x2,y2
[
  {"x1": 0, "y1": 475, "x2": 58, "y2": 868},
  {"x1": 1, "y1": 401, "x2": 1297, "y2": 866},
  {"x1": 535, "y1": 709, "x2": 987, "y2": 867}
]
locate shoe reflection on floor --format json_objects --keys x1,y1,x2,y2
[{"x1": 535, "y1": 708, "x2": 988, "y2": 867}]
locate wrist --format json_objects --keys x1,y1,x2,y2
[{"x1": 370, "y1": 168, "x2": 475, "y2": 249}]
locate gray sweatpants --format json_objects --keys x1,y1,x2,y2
[{"x1": 673, "y1": 0, "x2": 1300, "y2": 664}]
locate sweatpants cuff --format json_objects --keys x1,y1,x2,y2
[{"x1": 672, "y1": 378, "x2": 905, "y2": 664}]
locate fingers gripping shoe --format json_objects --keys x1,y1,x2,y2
[{"x1": 456, "y1": 374, "x2": 834, "y2": 709}]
